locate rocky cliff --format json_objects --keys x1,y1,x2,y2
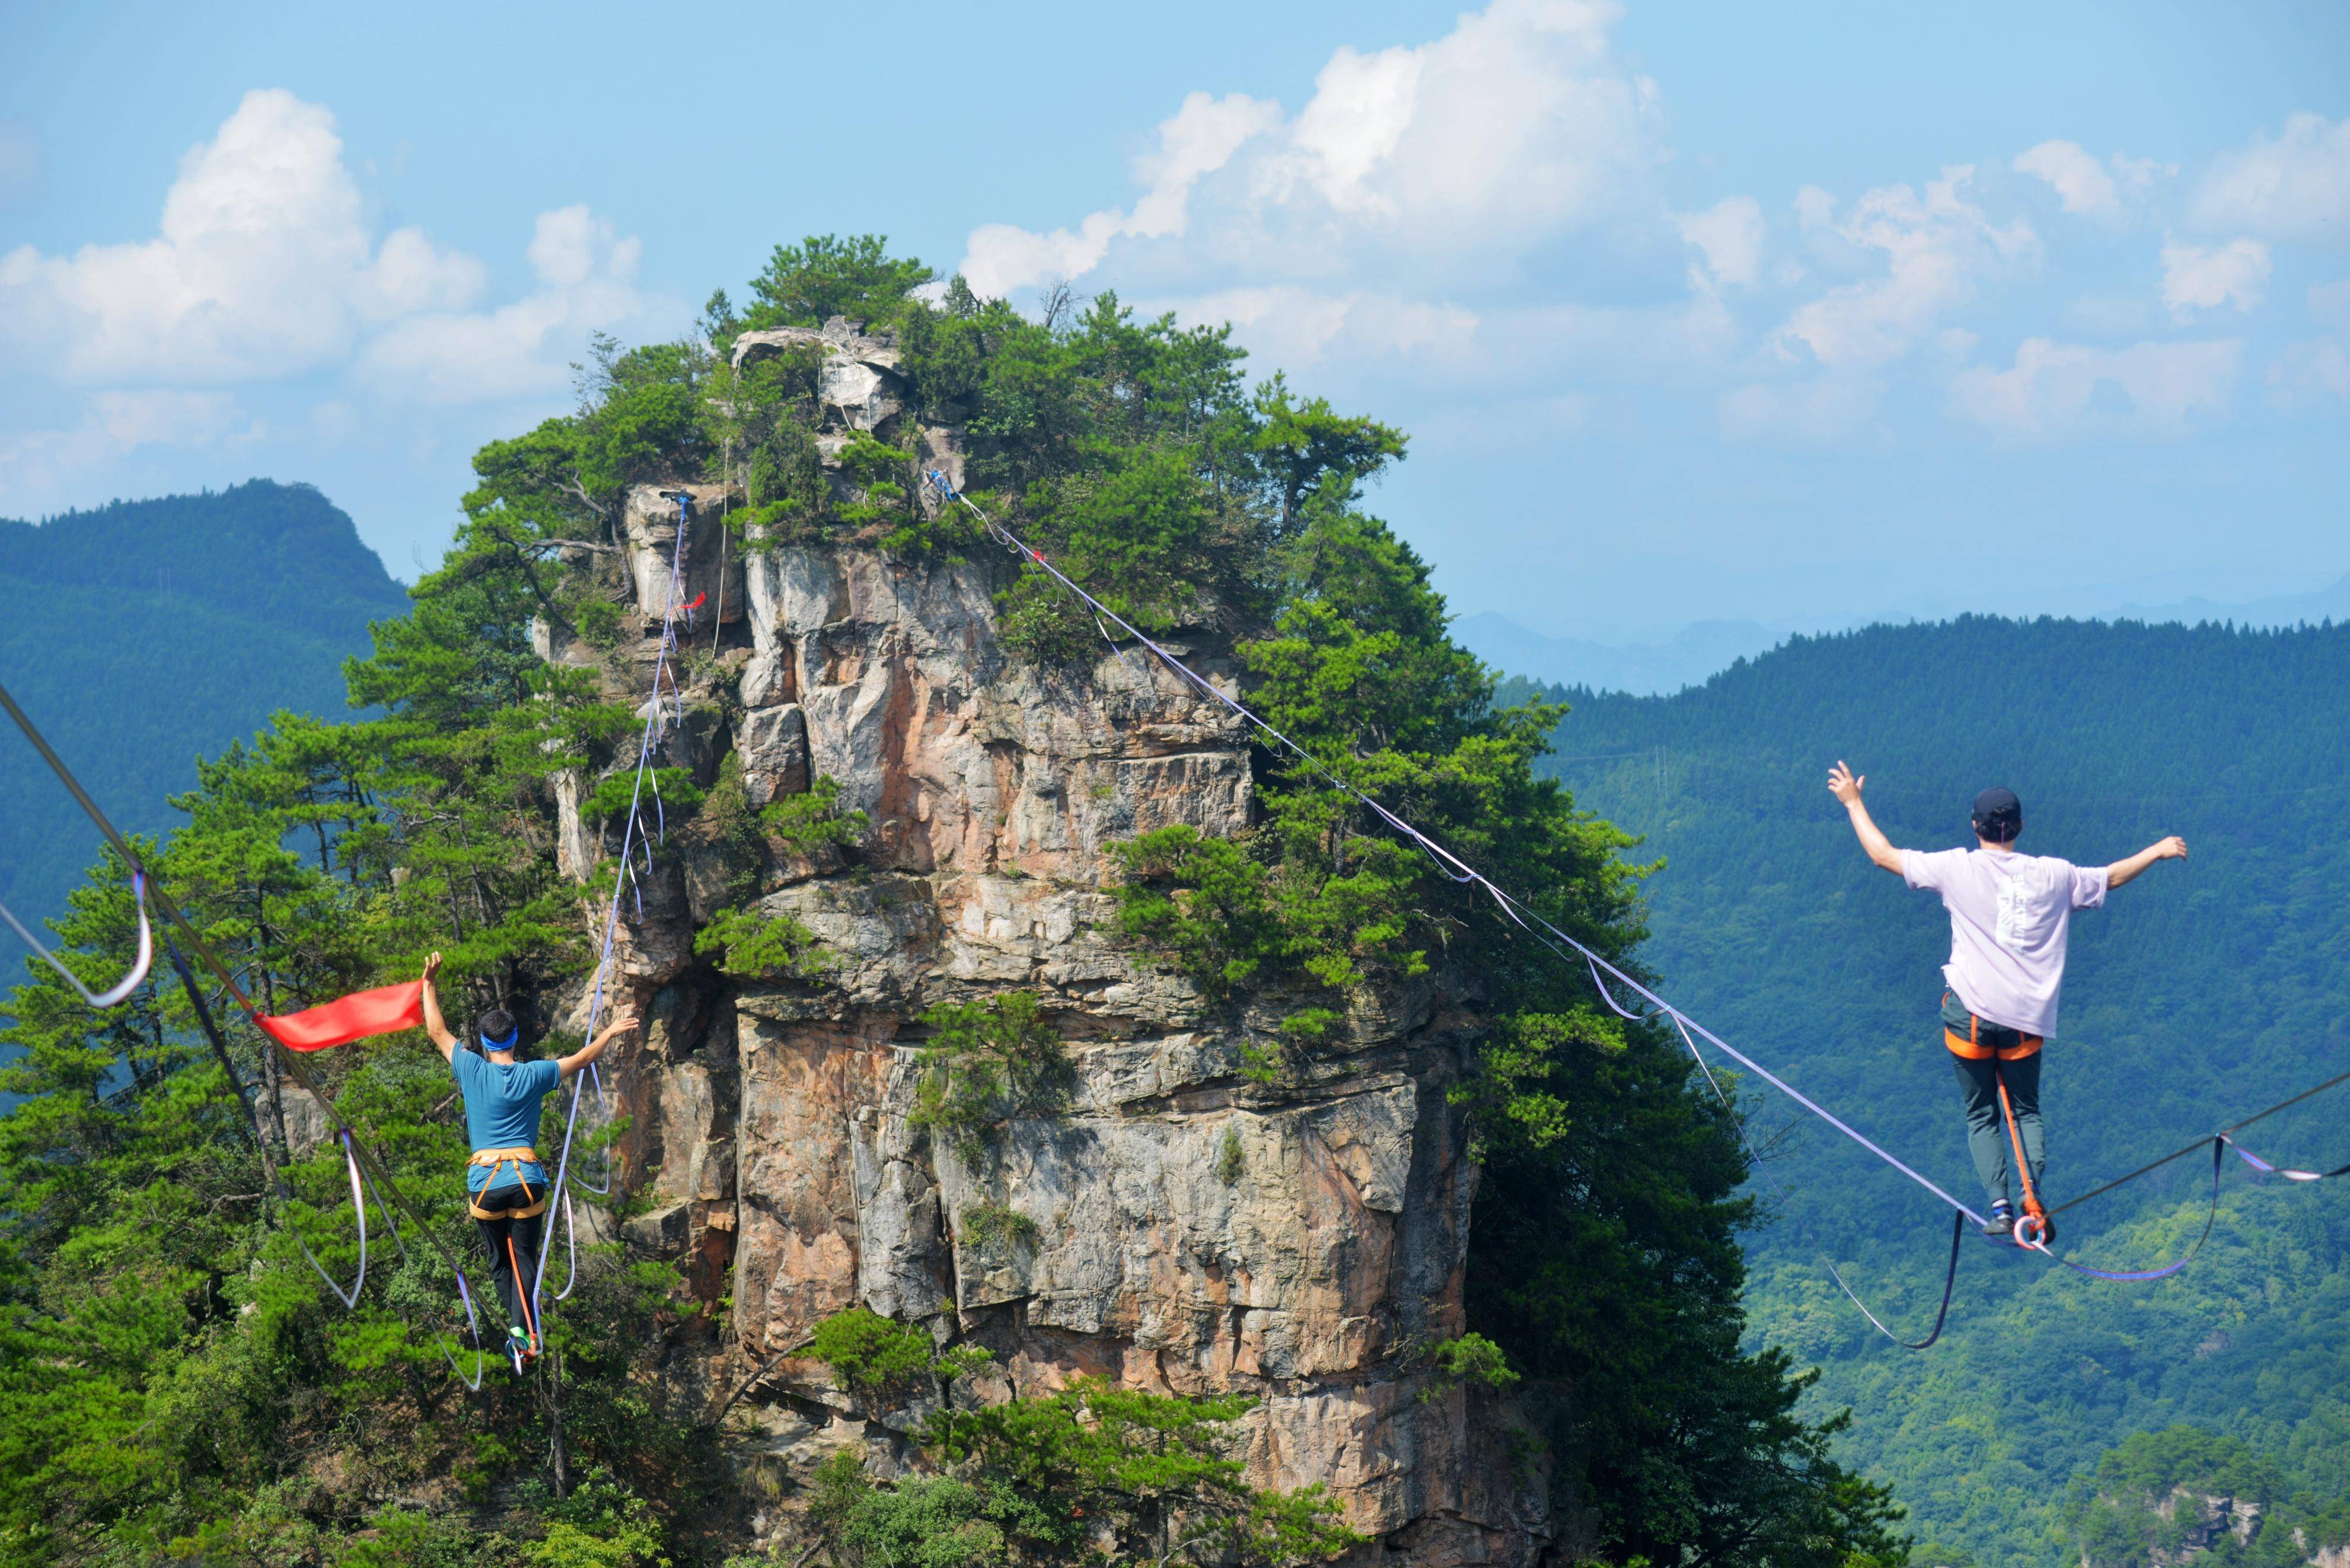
[{"x1": 540, "y1": 320, "x2": 1548, "y2": 1565}]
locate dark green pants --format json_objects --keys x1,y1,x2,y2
[{"x1": 1943, "y1": 993, "x2": 2045, "y2": 1210}]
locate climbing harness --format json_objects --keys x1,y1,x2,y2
[
  {"x1": 466, "y1": 1150, "x2": 550, "y2": 1220},
  {"x1": 0, "y1": 679, "x2": 492, "y2": 1391},
  {"x1": 920, "y1": 469, "x2": 2350, "y2": 1342}
]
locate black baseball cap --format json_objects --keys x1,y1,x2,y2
[{"x1": 1972, "y1": 786, "x2": 2021, "y2": 842}]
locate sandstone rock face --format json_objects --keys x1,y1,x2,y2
[
  {"x1": 553, "y1": 439, "x2": 1545, "y2": 1563},
  {"x1": 622, "y1": 482, "x2": 745, "y2": 624}
]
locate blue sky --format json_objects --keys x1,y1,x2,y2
[{"x1": 2, "y1": 1, "x2": 2343, "y2": 639}]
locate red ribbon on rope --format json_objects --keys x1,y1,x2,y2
[{"x1": 256, "y1": 981, "x2": 425, "y2": 1051}]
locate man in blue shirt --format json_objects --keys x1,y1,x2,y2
[{"x1": 421, "y1": 953, "x2": 637, "y2": 1368}]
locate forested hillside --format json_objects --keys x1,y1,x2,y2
[
  {"x1": 0, "y1": 481, "x2": 411, "y2": 917},
  {"x1": 1516, "y1": 615, "x2": 2350, "y2": 1567}
]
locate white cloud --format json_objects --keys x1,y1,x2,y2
[
  {"x1": 1677, "y1": 196, "x2": 1765, "y2": 291},
  {"x1": 2014, "y1": 141, "x2": 2123, "y2": 220},
  {"x1": 1, "y1": 90, "x2": 396, "y2": 380},
  {"x1": 962, "y1": 91, "x2": 1281, "y2": 297},
  {"x1": 2191, "y1": 112, "x2": 2350, "y2": 244},
  {"x1": 959, "y1": 0, "x2": 1667, "y2": 299},
  {"x1": 2268, "y1": 339, "x2": 2349, "y2": 407},
  {"x1": 361, "y1": 206, "x2": 663, "y2": 403},
  {"x1": 1770, "y1": 167, "x2": 2038, "y2": 368},
  {"x1": 1949, "y1": 337, "x2": 2240, "y2": 438},
  {"x1": 0, "y1": 88, "x2": 657, "y2": 405},
  {"x1": 2160, "y1": 236, "x2": 2272, "y2": 318},
  {"x1": 0, "y1": 390, "x2": 246, "y2": 496},
  {"x1": 2011, "y1": 140, "x2": 2169, "y2": 221}
]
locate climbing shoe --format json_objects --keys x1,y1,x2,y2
[
  {"x1": 508, "y1": 1327, "x2": 535, "y2": 1371},
  {"x1": 1981, "y1": 1200, "x2": 2015, "y2": 1238}
]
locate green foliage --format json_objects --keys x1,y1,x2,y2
[
  {"x1": 1216, "y1": 1124, "x2": 1246, "y2": 1184},
  {"x1": 741, "y1": 234, "x2": 934, "y2": 332},
  {"x1": 919, "y1": 1376, "x2": 1363, "y2": 1566},
  {"x1": 759, "y1": 774, "x2": 868, "y2": 856},
  {"x1": 907, "y1": 992, "x2": 1076, "y2": 1169},
  {"x1": 805, "y1": 1307, "x2": 935, "y2": 1403},
  {"x1": 0, "y1": 480, "x2": 410, "y2": 928},
  {"x1": 2058, "y1": 1426, "x2": 2349, "y2": 1568},
  {"x1": 579, "y1": 766, "x2": 703, "y2": 826},
  {"x1": 959, "y1": 1201, "x2": 1039, "y2": 1252},
  {"x1": 0, "y1": 236, "x2": 1932, "y2": 1568},
  {"x1": 1423, "y1": 1333, "x2": 1521, "y2": 1396},
  {"x1": 692, "y1": 905, "x2": 830, "y2": 983}
]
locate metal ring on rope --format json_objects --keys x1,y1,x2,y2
[
  {"x1": 0, "y1": 868, "x2": 153, "y2": 1008},
  {"x1": 290, "y1": 1130, "x2": 370, "y2": 1309}
]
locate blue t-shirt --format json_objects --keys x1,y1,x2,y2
[{"x1": 450, "y1": 1050, "x2": 563, "y2": 1192}]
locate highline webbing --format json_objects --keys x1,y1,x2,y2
[{"x1": 921, "y1": 470, "x2": 2350, "y2": 1309}]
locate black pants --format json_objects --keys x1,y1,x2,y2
[
  {"x1": 1952, "y1": 1049, "x2": 2045, "y2": 1210},
  {"x1": 473, "y1": 1182, "x2": 546, "y2": 1339}
]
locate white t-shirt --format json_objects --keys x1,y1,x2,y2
[{"x1": 1901, "y1": 846, "x2": 2109, "y2": 1038}]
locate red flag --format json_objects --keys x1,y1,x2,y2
[{"x1": 257, "y1": 981, "x2": 425, "y2": 1051}]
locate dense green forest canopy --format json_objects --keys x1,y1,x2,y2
[
  {"x1": 1, "y1": 238, "x2": 1905, "y2": 1566},
  {"x1": 1517, "y1": 614, "x2": 2350, "y2": 1568},
  {"x1": 0, "y1": 480, "x2": 410, "y2": 920}
]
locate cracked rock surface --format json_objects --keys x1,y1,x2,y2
[{"x1": 548, "y1": 424, "x2": 1549, "y2": 1563}]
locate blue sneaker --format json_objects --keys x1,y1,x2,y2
[{"x1": 1982, "y1": 1200, "x2": 2016, "y2": 1238}]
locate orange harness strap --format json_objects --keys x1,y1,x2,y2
[
  {"x1": 466, "y1": 1147, "x2": 550, "y2": 1220},
  {"x1": 1993, "y1": 1063, "x2": 2051, "y2": 1245},
  {"x1": 503, "y1": 1233, "x2": 541, "y2": 1360},
  {"x1": 1944, "y1": 1009, "x2": 2042, "y2": 1062}
]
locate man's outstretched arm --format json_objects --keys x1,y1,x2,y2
[
  {"x1": 2107, "y1": 835, "x2": 2188, "y2": 889},
  {"x1": 420, "y1": 952, "x2": 458, "y2": 1063},
  {"x1": 558, "y1": 1005, "x2": 640, "y2": 1081},
  {"x1": 1828, "y1": 760, "x2": 1906, "y2": 874}
]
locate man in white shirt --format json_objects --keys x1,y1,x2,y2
[{"x1": 1828, "y1": 764, "x2": 2187, "y2": 1240}]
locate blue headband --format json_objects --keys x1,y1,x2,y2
[{"x1": 480, "y1": 1026, "x2": 519, "y2": 1052}]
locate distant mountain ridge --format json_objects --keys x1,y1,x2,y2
[
  {"x1": 0, "y1": 480, "x2": 409, "y2": 922},
  {"x1": 1459, "y1": 572, "x2": 2350, "y2": 696}
]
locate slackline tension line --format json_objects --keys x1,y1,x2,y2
[{"x1": 920, "y1": 468, "x2": 2350, "y2": 1345}]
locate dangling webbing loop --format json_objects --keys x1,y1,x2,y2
[
  {"x1": 0, "y1": 869, "x2": 153, "y2": 1008},
  {"x1": 290, "y1": 1130, "x2": 371, "y2": 1309}
]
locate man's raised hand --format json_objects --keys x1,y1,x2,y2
[
  {"x1": 2155, "y1": 835, "x2": 2189, "y2": 860},
  {"x1": 422, "y1": 951, "x2": 442, "y2": 982},
  {"x1": 1828, "y1": 760, "x2": 1867, "y2": 807}
]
